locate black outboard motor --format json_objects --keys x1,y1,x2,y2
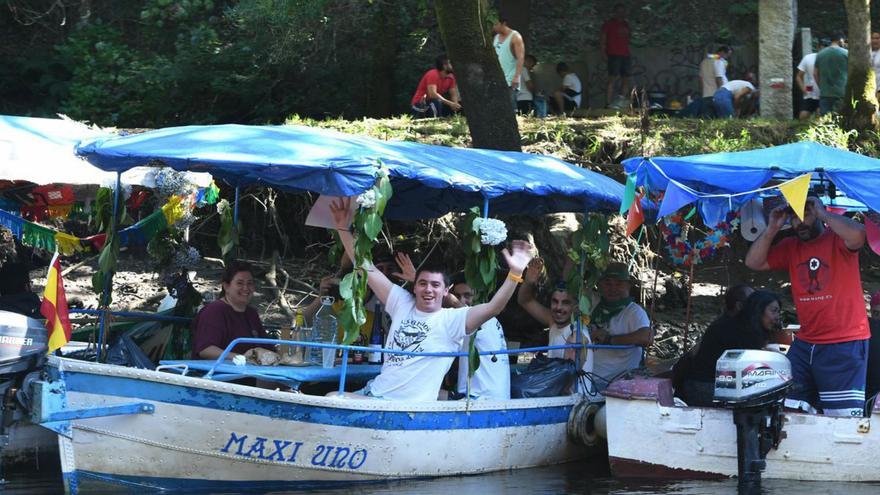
[
  {"x1": 713, "y1": 349, "x2": 792, "y2": 491},
  {"x1": 0, "y1": 310, "x2": 48, "y2": 478}
]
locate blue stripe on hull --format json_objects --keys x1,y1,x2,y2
[
  {"x1": 70, "y1": 470, "x2": 394, "y2": 492},
  {"x1": 63, "y1": 371, "x2": 571, "y2": 430}
]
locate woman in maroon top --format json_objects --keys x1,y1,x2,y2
[{"x1": 191, "y1": 260, "x2": 268, "y2": 360}]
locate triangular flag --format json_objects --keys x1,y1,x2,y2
[
  {"x1": 619, "y1": 175, "x2": 636, "y2": 215},
  {"x1": 656, "y1": 181, "x2": 699, "y2": 221},
  {"x1": 626, "y1": 194, "x2": 644, "y2": 236},
  {"x1": 41, "y1": 252, "x2": 72, "y2": 354},
  {"x1": 866, "y1": 212, "x2": 880, "y2": 256},
  {"x1": 778, "y1": 173, "x2": 812, "y2": 221}
]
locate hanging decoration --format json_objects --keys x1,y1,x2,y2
[
  {"x1": 625, "y1": 192, "x2": 645, "y2": 236},
  {"x1": 0, "y1": 181, "x2": 220, "y2": 256},
  {"x1": 658, "y1": 212, "x2": 741, "y2": 266},
  {"x1": 778, "y1": 173, "x2": 812, "y2": 220}
]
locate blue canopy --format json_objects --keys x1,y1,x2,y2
[
  {"x1": 77, "y1": 124, "x2": 624, "y2": 219},
  {"x1": 622, "y1": 141, "x2": 880, "y2": 224}
]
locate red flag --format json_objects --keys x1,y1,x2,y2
[
  {"x1": 626, "y1": 194, "x2": 645, "y2": 236},
  {"x1": 41, "y1": 253, "x2": 71, "y2": 354}
]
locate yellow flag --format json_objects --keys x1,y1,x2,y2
[{"x1": 778, "y1": 173, "x2": 812, "y2": 220}]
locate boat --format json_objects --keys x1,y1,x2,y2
[
  {"x1": 36, "y1": 353, "x2": 590, "y2": 492},
  {"x1": 604, "y1": 353, "x2": 880, "y2": 482}
]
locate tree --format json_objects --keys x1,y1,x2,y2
[
  {"x1": 843, "y1": 0, "x2": 878, "y2": 133},
  {"x1": 435, "y1": 0, "x2": 522, "y2": 151}
]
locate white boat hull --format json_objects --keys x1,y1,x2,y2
[
  {"x1": 605, "y1": 376, "x2": 880, "y2": 482},
  {"x1": 39, "y1": 357, "x2": 589, "y2": 491}
]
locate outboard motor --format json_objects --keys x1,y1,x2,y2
[
  {"x1": 0, "y1": 311, "x2": 48, "y2": 478},
  {"x1": 713, "y1": 350, "x2": 792, "y2": 491}
]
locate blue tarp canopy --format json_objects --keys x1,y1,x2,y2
[
  {"x1": 622, "y1": 141, "x2": 880, "y2": 225},
  {"x1": 76, "y1": 124, "x2": 624, "y2": 219}
]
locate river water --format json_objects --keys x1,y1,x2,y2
[{"x1": 6, "y1": 461, "x2": 880, "y2": 494}]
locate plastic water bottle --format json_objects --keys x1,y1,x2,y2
[
  {"x1": 313, "y1": 296, "x2": 338, "y2": 368},
  {"x1": 368, "y1": 303, "x2": 385, "y2": 364}
]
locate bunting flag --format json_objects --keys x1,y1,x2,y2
[
  {"x1": 55, "y1": 232, "x2": 85, "y2": 256},
  {"x1": 619, "y1": 175, "x2": 636, "y2": 215},
  {"x1": 778, "y1": 173, "x2": 812, "y2": 221},
  {"x1": 656, "y1": 181, "x2": 699, "y2": 221},
  {"x1": 42, "y1": 252, "x2": 72, "y2": 354},
  {"x1": 866, "y1": 212, "x2": 880, "y2": 256},
  {"x1": 626, "y1": 193, "x2": 645, "y2": 236},
  {"x1": 161, "y1": 195, "x2": 186, "y2": 225}
]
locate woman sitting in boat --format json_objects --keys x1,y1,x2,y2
[
  {"x1": 677, "y1": 290, "x2": 783, "y2": 407},
  {"x1": 191, "y1": 260, "x2": 270, "y2": 360}
]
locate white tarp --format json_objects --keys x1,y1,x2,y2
[{"x1": 0, "y1": 115, "x2": 212, "y2": 187}]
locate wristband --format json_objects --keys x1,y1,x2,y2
[{"x1": 507, "y1": 272, "x2": 524, "y2": 284}]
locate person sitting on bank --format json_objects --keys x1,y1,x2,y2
[
  {"x1": 517, "y1": 257, "x2": 576, "y2": 358},
  {"x1": 677, "y1": 290, "x2": 784, "y2": 407},
  {"x1": 577, "y1": 262, "x2": 652, "y2": 398},
  {"x1": 191, "y1": 260, "x2": 271, "y2": 360},
  {"x1": 328, "y1": 197, "x2": 532, "y2": 401},
  {"x1": 410, "y1": 54, "x2": 462, "y2": 119},
  {"x1": 712, "y1": 76, "x2": 757, "y2": 119},
  {"x1": 551, "y1": 62, "x2": 582, "y2": 115}
]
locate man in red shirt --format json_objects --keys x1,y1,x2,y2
[
  {"x1": 600, "y1": 3, "x2": 632, "y2": 108},
  {"x1": 410, "y1": 54, "x2": 461, "y2": 119},
  {"x1": 746, "y1": 197, "x2": 869, "y2": 417}
]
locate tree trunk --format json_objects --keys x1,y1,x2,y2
[
  {"x1": 758, "y1": 0, "x2": 794, "y2": 119},
  {"x1": 843, "y1": 0, "x2": 878, "y2": 133},
  {"x1": 435, "y1": 0, "x2": 522, "y2": 151}
]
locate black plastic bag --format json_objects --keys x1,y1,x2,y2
[
  {"x1": 106, "y1": 334, "x2": 156, "y2": 369},
  {"x1": 510, "y1": 355, "x2": 577, "y2": 398}
]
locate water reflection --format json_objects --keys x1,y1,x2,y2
[{"x1": 6, "y1": 461, "x2": 880, "y2": 494}]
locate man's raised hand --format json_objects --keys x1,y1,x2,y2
[
  {"x1": 329, "y1": 197, "x2": 352, "y2": 231},
  {"x1": 502, "y1": 240, "x2": 534, "y2": 275},
  {"x1": 768, "y1": 205, "x2": 790, "y2": 231},
  {"x1": 392, "y1": 252, "x2": 416, "y2": 283},
  {"x1": 524, "y1": 257, "x2": 544, "y2": 284}
]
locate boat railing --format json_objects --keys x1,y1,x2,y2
[{"x1": 208, "y1": 337, "x2": 636, "y2": 395}]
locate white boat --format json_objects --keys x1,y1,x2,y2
[
  {"x1": 604, "y1": 373, "x2": 880, "y2": 482},
  {"x1": 34, "y1": 355, "x2": 591, "y2": 492}
]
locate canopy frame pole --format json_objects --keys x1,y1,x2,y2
[
  {"x1": 97, "y1": 171, "x2": 122, "y2": 362},
  {"x1": 233, "y1": 185, "x2": 240, "y2": 226},
  {"x1": 574, "y1": 206, "x2": 588, "y2": 376}
]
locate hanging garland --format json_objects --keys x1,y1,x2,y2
[{"x1": 658, "y1": 212, "x2": 740, "y2": 266}]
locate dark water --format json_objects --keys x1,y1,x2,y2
[{"x1": 5, "y1": 462, "x2": 880, "y2": 495}]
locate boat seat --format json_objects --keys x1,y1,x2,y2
[{"x1": 604, "y1": 374, "x2": 675, "y2": 407}]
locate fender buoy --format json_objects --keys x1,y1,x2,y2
[{"x1": 567, "y1": 400, "x2": 604, "y2": 447}]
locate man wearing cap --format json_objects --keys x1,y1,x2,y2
[
  {"x1": 746, "y1": 197, "x2": 868, "y2": 416},
  {"x1": 581, "y1": 262, "x2": 652, "y2": 396},
  {"x1": 517, "y1": 257, "x2": 577, "y2": 359}
]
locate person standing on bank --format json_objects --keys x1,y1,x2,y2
[
  {"x1": 492, "y1": 17, "x2": 525, "y2": 108},
  {"x1": 745, "y1": 197, "x2": 869, "y2": 416},
  {"x1": 600, "y1": 3, "x2": 632, "y2": 108}
]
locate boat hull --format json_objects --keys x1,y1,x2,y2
[
  {"x1": 605, "y1": 376, "x2": 880, "y2": 482},
  {"x1": 41, "y1": 357, "x2": 589, "y2": 490}
]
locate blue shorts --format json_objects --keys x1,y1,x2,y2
[{"x1": 785, "y1": 338, "x2": 868, "y2": 417}]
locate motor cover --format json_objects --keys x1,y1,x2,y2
[
  {"x1": 714, "y1": 349, "x2": 792, "y2": 406},
  {"x1": 0, "y1": 310, "x2": 48, "y2": 375}
]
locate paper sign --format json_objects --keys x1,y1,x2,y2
[{"x1": 305, "y1": 195, "x2": 357, "y2": 230}]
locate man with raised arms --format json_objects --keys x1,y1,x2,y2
[{"x1": 328, "y1": 197, "x2": 532, "y2": 401}]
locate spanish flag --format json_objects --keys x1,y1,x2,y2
[{"x1": 41, "y1": 253, "x2": 71, "y2": 354}]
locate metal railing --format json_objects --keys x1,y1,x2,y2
[{"x1": 207, "y1": 337, "x2": 636, "y2": 395}]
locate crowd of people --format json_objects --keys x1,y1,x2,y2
[{"x1": 187, "y1": 193, "x2": 880, "y2": 418}]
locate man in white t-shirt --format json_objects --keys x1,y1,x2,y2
[
  {"x1": 516, "y1": 55, "x2": 537, "y2": 115},
  {"x1": 796, "y1": 39, "x2": 828, "y2": 120},
  {"x1": 450, "y1": 277, "x2": 510, "y2": 400},
  {"x1": 552, "y1": 62, "x2": 582, "y2": 115},
  {"x1": 580, "y1": 262, "x2": 652, "y2": 398},
  {"x1": 698, "y1": 45, "x2": 732, "y2": 117},
  {"x1": 712, "y1": 78, "x2": 757, "y2": 119},
  {"x1": 517, "y1": 257, "x2": 577, "y2": 359},
  {"x1": 328, "y1": 197, "x2": 532, "y2": 402}
]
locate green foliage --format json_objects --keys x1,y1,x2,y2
[
  {"x1": 566, "y1": 213, "x2": 610, "y2": 317},
  {"x1": 796, "y1": 114, "x2": 857, "y2": 150},
  {"x1": 338, "y1": 167, "x2": 393, "y2": 344}
]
